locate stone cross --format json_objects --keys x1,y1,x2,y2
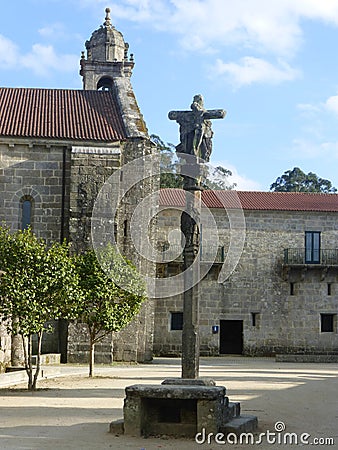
[
  {"x1": 168, "y1": 95, "x2": 226, "y2": 379},
  {"x1": 168, "y1": 94, "x2": 226, "y2": 162}
]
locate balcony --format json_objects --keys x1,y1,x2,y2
[
  {"x1": 284, "y1": 248, "x2": 338, "y2": 265},
  {"x1": 158, "y1": 244, "x2": 225, "y2": 264},
  {"x1": 282, "y1": 248, "x2": 338, "y2": 280}
]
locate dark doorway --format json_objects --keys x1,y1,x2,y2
[{"x1": 220, "y1": 320, "x2": 243, "y2": 354}]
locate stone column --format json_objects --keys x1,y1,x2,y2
[{"x1": 181, "y1": 162, "x2": 202, "y2": 379}]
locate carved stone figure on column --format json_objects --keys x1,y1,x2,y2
[{"x1": 169, "y1": 94, "x2": 226, "y2": 162}]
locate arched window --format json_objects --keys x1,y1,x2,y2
[{"x1": 21, "y1": 199, "x2": 32, "y2": 230}]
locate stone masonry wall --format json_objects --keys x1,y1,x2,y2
[
  {"x1": 67, "y1": 139, "x2": 157, "y2": 363},
  {"x1": 153, "y1": 207, "x2": 338, "y2": 356},
  {"x1": 67, "y1": 144, "x2": 121, "y2": 364},
  {"x1": 67, "y1": 322, "x2": 114, "y2": 364},
  {"x1": 0, "y1": 142, "x2": 69, "y2": 243},
  {"x1": 0, "y1": 142, "x2": 71, "y2": 361},
  {"x1": 111, "y1": 139, "x2": 157, "y2": 362},
  {"x1": 69, "y1": 144, "x2": 121, "y2": 253}
]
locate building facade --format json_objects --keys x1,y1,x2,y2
[
  {"x1": 154, "y1": 189, "x2": 338, "y2": 356},
  {"x1": 0, "y1": 9, "x2": 156, "y2": 369}
]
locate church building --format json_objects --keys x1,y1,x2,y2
[{"x1": 0, "y1": 9, "x2": 156, "y2": 367}]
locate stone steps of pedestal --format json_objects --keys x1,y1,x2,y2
[
  {"x1": 222, "y1": 415, "x2": 258, "y2": 435},
  {"x1": 223, "y1": 401, "x2": 240, "y2": 422}
]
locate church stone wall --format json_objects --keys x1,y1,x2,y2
[
  {"x1": 110, "y1": 139, "x2": 157, "y2": 362},
  {"x1": 67, "y1": 139, "x2": 157, "y2": 363},
  {"x1": 69, "y1": 144, "x2": 122, "y2": 253},
  {"x1": 67, "y1": 322, "x2": 114, "y2": 364},
  {"x1": 153, "y1": 208, "x2": 338, "y2": 356},
  {"x1": 67, "y1": 144, "x2": 121, "y2": 364},
  {"x1": 0, "y1": 142, "x2": 69, "y2": 244}
]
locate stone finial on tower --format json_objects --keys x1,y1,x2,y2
[
  {"x1": 80, "y1": 8, "x2": 135, "y2": 88},
  {"x1": 104, "y1": 7, "x2": 113, "y2": 28}
]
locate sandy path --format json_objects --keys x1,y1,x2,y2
[{"x1": 0, "y1": 357, "x2": 337, "y2": 449}]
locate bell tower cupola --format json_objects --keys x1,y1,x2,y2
[{"x1": 80, "y1": 8, "x2": 135, "y2": 90}]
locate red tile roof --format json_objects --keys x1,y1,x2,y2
[
  {"x1": 0, "y1": 88, "x2": 126, "y2": 142},
  {"x1": 160, "y1": 188, "x2": 338, "y2": 212}
]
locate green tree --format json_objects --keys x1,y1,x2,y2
[
  {"x1": 151, "y1": 134, "x2": 182, "y2": 188},
  {"x1": 151, "y1": 134, "x2": 236, "y2": 190},
  {"x1": 203, "y1": 165, "x2": 236, "y2": 190},
  {"x1": 270, "y1": 167, "x2": 337, "y2": 193},
  {"x1": 74, "y1": 246, "x2": 146, "y2": 377},
  {"x1": 0, "y1": 227, "x2": 80, "y2": 390}
]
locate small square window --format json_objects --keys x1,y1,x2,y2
[
  {"x1": 320, "y1": 314, "x2": 335, "y2": 333},
  {"x1": 170, "y1": 312, "x2": 183, "y2": 331}
]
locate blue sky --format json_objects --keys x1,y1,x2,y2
[{"x1": 1, "y1": 1, "x2": 338, "y2": 190}]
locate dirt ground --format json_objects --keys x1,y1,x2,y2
[{"x1": 0, "y1": 357, "x2": 337, "y2": 449}]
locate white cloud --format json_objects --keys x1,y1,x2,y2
[
  {"x1": 39, "y1": 23, "x2": 84, "y2": 46},
  {"x1": 292, "y1": 94, "x2": 338, "y2": 162},
  {"x1": 107, "y1": 0, "x2": 338, "y2": 56},
  {"x1": 0, "y1": 35, "x2": 19, "y2": 67},
  {"x1": 0, "y1": 34, "x2": 77, "y2": 77},
  {"x1": 38, "y1": 23, "x2": 68, "y2": 39},
  {"x1": 291, "y1": 0, "x2": 338, "y2": 23},
  {"x1": 97, "y1": 0, "x2": 338, "y2": 87},
  {"x1": 325, "y1": 94, "x2": 338, "y2": 116},
  {"x1": 214, "y1": 57, "x2": 300, "y2": 87},
  {"x1": 297, "y1": 103, "x2": 322, "y2": 115},
  {"x1": 214, "y1": 161, "x2": 262, "y2": 191},
  {"x1": 297, "y1": 93, "x2": 338, "y2": 120},
  {"x1": 70, "y1": 1, "x2": 338, "y2": 88},
  {"x1": 21, "y1": 44, "x2": 77, "y2": 76},
  {"x1": 292, "y1": 138, "x2": 338, "y2": 159},
  {"x1": 169, "y1": 0, "x2": 303, "y2": 56}
]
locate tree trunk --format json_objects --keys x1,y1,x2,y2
[
  {"x1": 22, "y1": 331, "x2": 43, "y2": 390},
  {"x1": 11, "y1": 333, "x2": 25, "y2": 366},
  {"x1": 11, "y1": 318, "x2": 25, "y2": 367},
  {"x1": 89, "y1": 334, "x2": 95, "y2": 378},
  {"x1": 22, "y1": 334, "x2": 33, "y2": 390},
  {"x1": 32, "y1": 330, "x2": 43, "y2": 390}
]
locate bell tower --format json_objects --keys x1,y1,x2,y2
[{"x1": 80, "y1": 8, "x2": 135, "y2": 90}]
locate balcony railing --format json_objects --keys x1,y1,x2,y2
[
  {"x1": 284, "y1": 248, "x2": 338, "y2": 265},
  {"x1": 158, "y1": 244, "x2": 225, "y2": 264}
]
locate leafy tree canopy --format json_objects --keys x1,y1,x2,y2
[
  {"x1": 74, "y1": 245, "x2": 147, "y2": 376},
  {"x1": 0, "y1": 227, "x2": 80, "y2": 389},
  {"x1": 151, "y1": 134, "x2": 236, "y2": 190},
  {"x1": 270, "y1": 167, "x2": 337, "y2": 193},
  {"x1": 151, "y1": 134, "x2": 182, "y2": 188}
]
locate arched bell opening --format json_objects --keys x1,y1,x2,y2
[{"x1": 97, "y1": 77, "x2": 114, "y2": 91}]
